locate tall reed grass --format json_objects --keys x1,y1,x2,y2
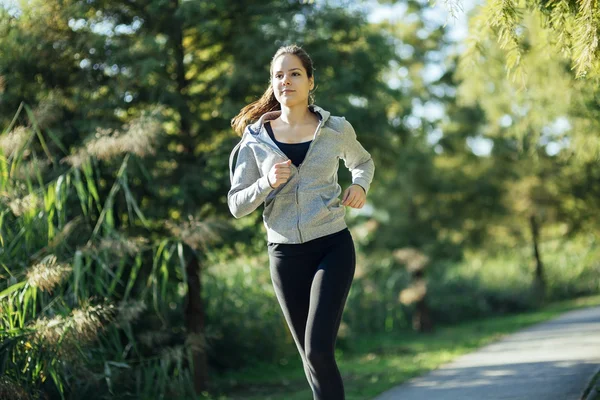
[{"x1": 0, "y1": 103, "x2": 200, "y2": 399}]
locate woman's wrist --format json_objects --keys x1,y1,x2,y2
[{"x1": 352, "y1": 183, "x2": 366, "y2": 194}]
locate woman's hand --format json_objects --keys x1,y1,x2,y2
[
  {"x1": 267, "y1": 159, "x2": 292, "y2": 188},
  {"x1": 341, "y1": 184, "x2": 366, "y2": 208}
]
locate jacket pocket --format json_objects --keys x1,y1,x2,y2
[
  {"x1": 295, "y1": 192, "x2": 333, "y2": 227},
  {"x1": 263, "y1": 193, "x2": 297, "y2": 234},
  {"x1": 321, "y1": 194, "x2": 342, "y2": 212},
  {"x1": 319, "y1": 193, "x2": 345, "y2": 225}
]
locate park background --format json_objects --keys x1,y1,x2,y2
[{"x1": 1, "y1": 0, "x2": 599, "y2": 399}]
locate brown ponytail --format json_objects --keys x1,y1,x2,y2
[{"x1": 231, "y1": 44, "x2": 316, "y2": 136}]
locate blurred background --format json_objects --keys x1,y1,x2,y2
[{"x1": 1, "y1": 0, "x2": 599, "y2": 399}]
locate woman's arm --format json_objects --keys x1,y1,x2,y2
[
  {"x1": 340, "y1": 118, "x2": 375, "y2": 194},
  {"x1": 227, "y1": 143, "x2": 273, "y2": 219}
]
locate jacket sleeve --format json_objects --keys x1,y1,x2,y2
[
  {"x1": 227, "y1": 142, "x2": 274, "y2": 219},
  {"x1": 341, "y1": 118, "x2": 375, "y2": 194}
]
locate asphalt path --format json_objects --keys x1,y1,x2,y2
[{"x1": 373, "y1": 306, "x2": 600, "y2": 400}]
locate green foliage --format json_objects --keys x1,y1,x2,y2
[
  {"x1": 458, "y1": 0, "x2": 600, "y2": 79},
  {"x1": 455, "y1": 1, "x2": 600, "y2": 263},
  {"x1": 0, "y1": 102, "x2": 204, "y2": 399},
  {"x1": 203, "y1": 253, "x2": 293, "y2": 370}
]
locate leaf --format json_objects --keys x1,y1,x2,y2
[{"x1": 0, "y1": 280, "x2": 26, "y2": 300}]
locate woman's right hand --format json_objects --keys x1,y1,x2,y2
[{"x1": 267, "y1": 159, "x2": 292, "y2": 188}]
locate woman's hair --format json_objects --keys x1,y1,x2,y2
[{"x1": 231, "y1": 44, "x2": 316, "y2": 135}]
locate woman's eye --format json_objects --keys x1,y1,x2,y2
[{"x1": 275, "y1": 73, "x2": 300, "y2": 78}]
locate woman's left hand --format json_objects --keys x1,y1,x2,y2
[{"x1": 341, "y1": 184, "x2": 366, "y2": 209}]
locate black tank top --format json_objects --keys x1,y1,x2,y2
[{"x1": 265, "y1": 121, "x2": 312, "y2": 167}]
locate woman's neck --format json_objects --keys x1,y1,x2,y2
[{"x1": 278, "y1": 104, "x2": 312, "y2": 127}]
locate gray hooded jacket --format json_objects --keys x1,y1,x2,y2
[{"x1": 228, "y1": 104, "x2": 375, "y2": 244}]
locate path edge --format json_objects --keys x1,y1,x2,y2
[{"x1": 582, "y1": 366, "x2": 600, "y2": 400}]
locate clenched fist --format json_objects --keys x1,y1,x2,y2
[
  {"x1": 267, "y1": 159, "x2": 292, "y2": 188},
  {"x1": 341, "y1": 184, "x2": 366, "y2": 208}
]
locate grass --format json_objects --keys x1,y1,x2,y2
[{"x1": 206, "y1": 294, "x2": 600, "y2": 400}]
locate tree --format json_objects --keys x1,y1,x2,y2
[
  {"x1": 455, "y1": 8, "x2": 600, "y2": 300},
  {"x1": 454, "y1": 0, "x2": 600, "y2": 79}
]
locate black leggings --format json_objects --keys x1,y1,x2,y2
[{"x1": 268, "y1": 228, "x2": 355, "y2": 400}]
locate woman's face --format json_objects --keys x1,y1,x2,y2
[{"x1": 271, "y1": 53, "x2": 314, "y2": 108}]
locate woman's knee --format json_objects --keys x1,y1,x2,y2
[{"x1": 306, "y1": 347, "x2": 334, "y2": 370}]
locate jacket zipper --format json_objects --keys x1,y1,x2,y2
[
  {"x1": 296, "y1": 119, "x2": 324, "y2": 243},
  {"x1": 297, "y1": 119, "x2": 323, "y2": 171},
  {"x1": 296, "y1": 169, "x2": 302, "y2": 243},
  {"x1": 296, "y1": 119, "x2": 323, "y2": 242},
  {"x1": 254, "y1": 118, "x2": 324, "y2": 243}
]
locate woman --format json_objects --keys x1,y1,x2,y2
[{"x1": 227, "y1": 44, "x2": 375, "y2": 400}]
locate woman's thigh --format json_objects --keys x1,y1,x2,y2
[
  {"x1": 268, "y1": 242, "x2": 323, "y2": 349},
  {"x1": 305, "y1": 230, "x2": 356, "y2": 352}
]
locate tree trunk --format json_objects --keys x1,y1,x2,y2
[
  {"x1": 171, "y1": 0, "x2": 194, "y2": 155},
  {"x1": 412, "y1": 275, "x2": 433, "y2": 333},
  {"x1": 413, "y1": 299, "x2": 434, "y2": 333},
  {"x1": 184, "y1": 254, "x2": 209, "y2": 392},
  {"x1": 529, "y1": 214, "x2": 546, "y2": 301},
  {"x1": 167, "y1": 5, "x2": 209, "y2": 390}
]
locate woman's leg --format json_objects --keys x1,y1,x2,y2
[
  {"x1": 304, "y1": 229, "x2": 355, "y2": 400},
  {"x1": 268, "y1": 242, "x2": 322, "y2": 393},
  {"x1": 268, "y1": 228, "x2": 356, "y2": 400}
]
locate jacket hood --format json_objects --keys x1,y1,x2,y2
[
  {"x1": 229, "y1": 104, "x2": 331, "y2": 183},
  {"x1": 245, "y1": 104, "x2": 331, "y2": 140}
]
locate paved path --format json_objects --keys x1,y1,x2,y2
[{"x1": 373, "y1": 306, "x2": 600, "y2": 400}]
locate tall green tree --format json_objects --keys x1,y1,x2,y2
[
  {"x1": 455, "y1": 9, "x2": 600, "y2": 299},
  {"x1": 454, "y1": 0, "x2": 600, "y2": 79}
]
